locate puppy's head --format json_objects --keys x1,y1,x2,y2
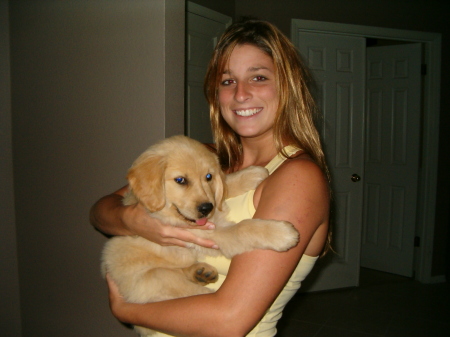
[{"x1": 126, "y1": 136, "x2": 226, "y2": 225}]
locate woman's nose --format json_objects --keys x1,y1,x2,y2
[{"x1": 234, "y1": 82, "x2": 251, "y2": 102}]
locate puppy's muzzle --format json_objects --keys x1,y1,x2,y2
[{"x1": 198, "y1": 202, "x2": 213, "y2": 217}]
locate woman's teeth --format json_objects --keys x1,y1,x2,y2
[{"x1": 234, "y1": 108, "x2": 261, "y2": 117}]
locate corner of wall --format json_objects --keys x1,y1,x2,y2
[{"x1": 0, "y1": 0, "x2": 23, "y2": 335}]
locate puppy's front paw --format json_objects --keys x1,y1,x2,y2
[
  {"x1": 182, "y1": 263, "x2": 218, "y2": 285},
  {"x1": 270, "y1": 221, "x2": 300, "y2": 251},
  {"x1": 237, "y1": 219, "x2": 299, "y2": 252}
]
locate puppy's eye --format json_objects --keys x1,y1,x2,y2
[
  {"x1": 174, "y1": 177, "x2": 187, "y2": 185},
  {"x1": 206, "y1": 173, "x2": 212, "y2": 181}
]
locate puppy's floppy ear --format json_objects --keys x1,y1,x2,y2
[
  {"x1": 126, "y1": 153, "x2": 166, "y2": 212},
  {"x1": 214, "y1": 170, "x2": 227, "y2": 211}
]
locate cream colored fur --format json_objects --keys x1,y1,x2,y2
[{"x1": 101, "y1": 135, "x2": 299, "y2": 336}]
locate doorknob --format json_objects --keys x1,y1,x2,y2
[{"x1": 351, "y1": 174, "x2": 361, "y2": 182}]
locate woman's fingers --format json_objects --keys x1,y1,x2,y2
[
  {"x1": 158, "y1": 226, "x2": 219, "y2": 249},
  {"x1": 106, "y1": 274, "x2": 134, "y2": 323},
  {"x1": 106, "y1": 274, "x2": 120, "y2": 296},
  {"x1": 106, "y1": 274, "x2": 124, "y2": 309}
]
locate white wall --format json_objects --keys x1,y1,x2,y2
[{"x1": 6, "y1": 0, "x2": 185, "y2": 335}]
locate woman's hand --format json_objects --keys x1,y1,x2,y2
[
  {"x1": 106, "y1": 274, "x2": 133, "y2": 324},
  {"x1": 121, "y1": 201, "x2": 218, "y2": 248}
]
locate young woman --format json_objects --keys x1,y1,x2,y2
[{"x1": 90, "y1": 19, "x2": 331, "y2": 337}]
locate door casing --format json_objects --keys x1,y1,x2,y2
[{"x1": 186, "y1": 2, "x2": 232, "y2": 143}]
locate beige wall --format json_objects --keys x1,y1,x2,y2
[{"x1": 5, "y1": 0, "x2": 184, "y2": 336}]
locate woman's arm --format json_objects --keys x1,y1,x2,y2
[
  {"x1": 106, "y1": 158, "x2": 330, "y2": 337},
  {"x1": 90, "y1": 186, "x2": 218, "y2": 248}
]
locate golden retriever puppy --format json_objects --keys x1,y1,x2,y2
[{"x1": 101, "y1": 135, "x2": 299, "y2": 336}]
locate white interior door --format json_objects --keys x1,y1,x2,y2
[
  {"x1": 361, "y1": 43, "x2": 422, "y2": 277},
  {"x1": 295, "y1": 32, "x2": 365, "y2": 292},
  {"x1": 186, "y1": 3, "x2": 231, "y2": 143},
  {"x1": 292, "y1": 19, "x2": 441, "y2": 285}
]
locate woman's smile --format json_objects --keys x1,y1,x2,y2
[{"x1": 233, "y1": 107, "x2": 263, "y2": 117}]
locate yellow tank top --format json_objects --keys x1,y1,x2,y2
[{"x1": 152, "y1": 146, "x2": 319, "y2": 337}]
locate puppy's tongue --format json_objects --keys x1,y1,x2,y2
[{"x1": 195, "y1": 218, "x2": 208, "y2": 226}]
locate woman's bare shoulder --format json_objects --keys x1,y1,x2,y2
[{"x1": 270, "y1": 154, "x2": 328, "y2": 188}]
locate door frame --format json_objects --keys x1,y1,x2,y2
[
  {"x1": 291, "y1": 19, "x2": 442, "y2": 283},
  {"x1": 186, "y1": 1, "x2": 232, "y2": 143},
  {"x1": 187, "y1": 2, "x2": 232, "y2": 28}
]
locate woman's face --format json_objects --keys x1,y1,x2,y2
[{"x1": 218, "y1": 44, "x2": 279, "y2": 140}]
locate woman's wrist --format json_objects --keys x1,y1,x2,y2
[
  {"x1": 90, "y1": 192, "x2": 134, "y2": 237},
  {"x1": 117, "y1": 203, "x2": 137, "y2": 236}
]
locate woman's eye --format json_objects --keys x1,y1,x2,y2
[
  {"x1": 221, "y1": 79, "x2": 235, "y2": 86},
  {"x1": 253, "y1": 75, "x2": 267, "y2": 82},
  {"x1": 174, "y1": 177, "x2": 187, "y2": 185},
  {"x1": 206, "y1": 173, "x2": 212, "y2": 181}
]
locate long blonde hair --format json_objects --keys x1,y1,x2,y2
[{"x1": 204, "y1": 19, "x2": 332, "y2": 254}]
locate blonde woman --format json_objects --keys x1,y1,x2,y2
[{"x1": 91, "y1": 19, "x2": 330, "y2": 337}]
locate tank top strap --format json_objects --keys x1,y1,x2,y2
[{"x1": 265, "y1": 145, "x2": 300, "y2": 174}]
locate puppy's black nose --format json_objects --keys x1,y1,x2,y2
[{"x1": 198, "y1": 203, "x2": 213, "y2": 217}]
